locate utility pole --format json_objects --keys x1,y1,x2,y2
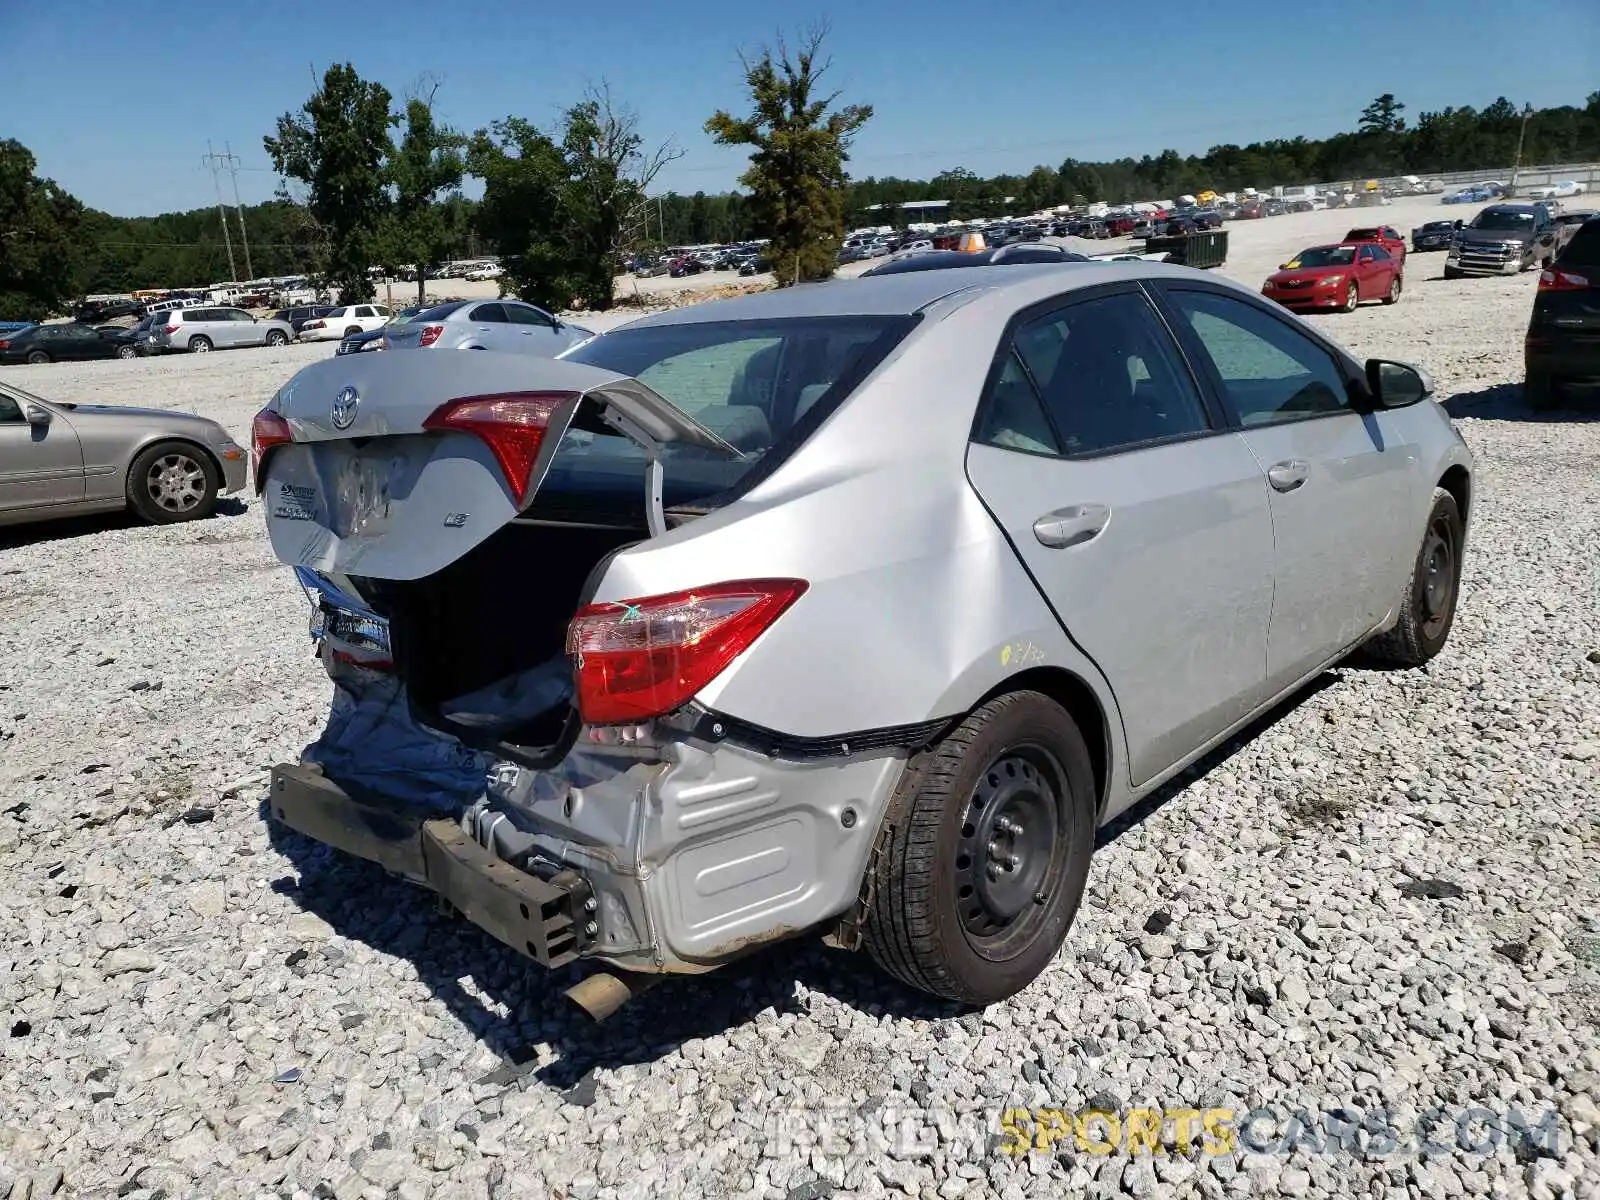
[
  {"x1": 202, "y1": 142, "x2": 238, "y2": 282},
  {"x1": 1510, "y1": 102, "x2": 1535, "y2": 196},
  {"x1": 221, "y1": 142, "x2": 256, "y2": 281}
]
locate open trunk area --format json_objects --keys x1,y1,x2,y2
[{"x1": 356, "y1": 520, "x2": 644, "y2": 752}]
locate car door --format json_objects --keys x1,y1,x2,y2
[
  {"x1": 963, "y1": 286, "x2": 1277, "y2": 786},
  {"x1": 229, "y1": 309, "x2": 261, "y2": 346},
  {"x1": 1154, "y1": 284, "x2": 1419, "y2": 693},
  {"x1": 464, "y1": 302, "x2": 509, "y2": 349},
  {"x1": 0, "y1": 389, "x2": 85, "y2": 514},
  {"x1": 1356, "y1": 245, "x2": 1383, "y2": 298},
  {"x1": 502, "y1": 302, "x2": 565, "y2": 354}
]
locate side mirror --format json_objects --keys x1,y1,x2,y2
[
  {"x1": 1278, "y1": 263, "x2": 1288, "y2": 270},
  {"x1": 23, "y1": 404, "x2": 50, "y2": 426},
  {"x1": 1365, "y1": 359, "x2": 1433, "y2": 409}
]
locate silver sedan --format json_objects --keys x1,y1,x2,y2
[
  {"x1": 256, "y1": 262, "x2": 1473, "y2": 1008},
  {"x1": 0, "y1": 382, "x2": 247, "y2": 528},
  {"x1": 380, "y1": 298, "x2": 594, "y2": 356}
]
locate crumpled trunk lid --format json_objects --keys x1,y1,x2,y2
[{"x1": 258, "y1": 349, "x2": 736, "y2": 581}]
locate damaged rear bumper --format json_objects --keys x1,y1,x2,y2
[{"x1": 268, "y1": 763, "x2": 594, "y2": 968}]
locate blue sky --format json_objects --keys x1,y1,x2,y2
[{"x1": 9, "y1": 0, "x2": 1597, "y2": 217}]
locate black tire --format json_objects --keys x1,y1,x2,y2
[
  {"x1": 863, "y1": 691, "x2": 1096, "y2": 1005},
  {"x1": 126, "y1": 440, "x2": 219, "y2": 524},
  {"x1": 344, "y1": 326, "x2": 362, "y2": 338},
  {"x1": 1383, "y1": 274, "x2": 1402, "y2": 305},
  {"x1": 188, "y1": 335, "x2": 212, "y2": 353},
  {"x1": 116, "y1": 344, "x2": 138, "y2": 359},
  {"x1": 25, "y1": 349, "x2": 50, "y2": 364},
  {"x1": 1443, "y1": 266, "x2": 1462, "y2": 280},
  {"x1": 1342, "y1": 281, "x2": 1360, "y2": 312},
  {"x1": 1362, "y1": 488, "x2": 1463, "y2": 667},
  {"x1": 1524, "y1": 372, "x2": 1559, "y2": 411},
  {"x1": 265, "y1": 330, "x2": 288, "y2": 347}
]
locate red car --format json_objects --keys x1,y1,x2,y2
[
  {"x1": 1344, "y1": 225, "x2": 1407, "y2": 270},
  {"x1": 1262, "y1": 242, "x2": 1403, "y2": 312}
]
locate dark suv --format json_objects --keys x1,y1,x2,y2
[
  {"x1": 1525, "y1": 216, "x2": 1600, "y2": 410},
  {"x1": 74, "y1": 298, "x2": 146, "y2": 324}
]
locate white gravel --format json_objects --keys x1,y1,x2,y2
[{"x1": 2, "y1": 197, "x2": 1598, "y2": 1199}]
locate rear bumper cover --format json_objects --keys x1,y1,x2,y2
[{"x1": 268, "y1": 763, "x2": 592, "y2": 968}]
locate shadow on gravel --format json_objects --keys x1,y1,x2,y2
[
  {"x1": 259, "y1": 669, "x2": 1346, "y2": 1077},
  {"x1": 1096, "y1": 669, "x2": 1341, "y2": 847},
  {"x1": 0, "y1": 496, "x2": 249, "y2": 551},
  {"x1": 1445, "y1": 382, "x2": 1600, "y2": 421}
]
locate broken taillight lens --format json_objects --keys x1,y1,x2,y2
[
  {"x1": 421, "y1": 391, "x2": 575, "y2": 506},
  {"x1": 417, "y1": 324, "x2": 445, "y2": 347},
  {"x1": 566, "y1": 580, "x2": 809, "y2": 725},
  {"x1": 250, "y1": 408, "x2": 293, "y2": 489}
]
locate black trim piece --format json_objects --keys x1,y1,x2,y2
[{"x1": 686, "y1": 707, "x2": 953, "y2": 761}]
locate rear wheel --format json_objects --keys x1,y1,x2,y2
[
  {"x1": 1342, "y1": 281, "x2": 1360, "y2": 312},
  {"x1": 188, "y1": 336, "x2": 212, "y2": 353},
  {"x1": 1525, "y1": 372, "x2": 1559, "y2": 411},
  {"x1": 1383, "y1": 274, "x2": 1402, "y2": 305},
  {"x1": 127, "y1": 441, "x2": 219, "y2": 524},
  {"x1": 1362, "y1": 488, "x2": 1463, "y2": 667},
  {"x1": 863, "y1": 691, "x2": 1096, "y2": 1004},
  {"x1": 25, "y1": 350, "x2": 49, "y2": 364},
  {"x1": 265, "y1": 330, "x2": 288, "y2": 347},
  {"x1": 344, "y1": 326, "x2": 362, "y2": 338}
]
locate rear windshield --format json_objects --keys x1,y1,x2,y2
[
  {"x1": 411, "y1": 301, "x2": 469, "y2": 322},
  {"x1": 1559, "y1": 221, "x2": 1600, "y2": 267},
  {"x1": 543, "y1": 315, "x2": 914, "y2": 509}
]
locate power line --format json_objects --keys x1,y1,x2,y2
[{"x1": 223, "y1": 142, "x2": 255, "y2": 280}]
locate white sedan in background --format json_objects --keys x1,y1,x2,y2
[{"x1": 298, "y1": 305, "x2": 393, "y2": 342}]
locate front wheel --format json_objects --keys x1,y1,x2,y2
[
  {"x1": 126, "y1": 441, "x2": 219, "y2": 524},
  {"x1": 863, "y1": 691, "x2": 1096, "y2": 1005},
  {"x1": 1361, "y1": 488, "x2": 1463, "y2": 667},
  {"x1": 1383, "y1": 274, "x2": 1402, "y2": 305},
  {"x1": 116, "y1": 344, "x2": 138, "y2": 359},
  {"x1": 1342, "y1": 281, "x2": 1360, "y2": 312}
]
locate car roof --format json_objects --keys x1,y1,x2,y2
[{"x1": 620, "y1": 261, "x2": 1224, "y2": 328}]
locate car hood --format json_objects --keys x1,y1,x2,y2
[
  {"x1": 1268, "y1": 267, "x2": 1349, "y2": 284},
  {"x1": 1458, "y1": 228, "x2": 1533, "y2": 244},
  {"x1": 55, "y1": 403, "x2": 233, "y2": 437}
]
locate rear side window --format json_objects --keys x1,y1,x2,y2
[
  {"x1": 1559, "y1": 221, "x2": 1600, "y2": 267},
  {"x1": 552, "y1": 316, "x2": 913, "y2": 504}
]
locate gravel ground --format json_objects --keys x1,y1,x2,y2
[{"x1": 2, "y1": 200, "x2": 1598, "y2": 1200}]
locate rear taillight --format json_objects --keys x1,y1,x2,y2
[
  {"x1": 417, "y1": 324, "x2": 444, "y2": 347},
  {"x1": 1539, "y1": 267, "x2": 1590, "y2": 291},
  {"x1": 163, "y1": 324, "x2": 179, "y2": 334},
  {"x1": 0, "y1": 341, "x2": 8, "y2": 351},
  {"x1": 251, "y1": 408, "x2": 293, "y2": 488},
  {"x1": 421, "y1": 391, "x2": 574, "y2": 506},
  {"x1": 302, "y1": 320, "x2": 324, "y2": 330},
  {"x1": 566, "y1": 579, "x2": 809, "y2": 725}
]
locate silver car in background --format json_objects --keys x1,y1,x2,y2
[
  {"x1": 0, "y1": 381, "x2": 246, "y2": 527},
  {"x1": 380, "y1": 298, "x2": 595, "y2": 356},
  {"x1": 148, "y1": 307, "x2": 295, "y2": 354},
  {"x1": 255, "y1": 263, "x2": 1472, "y2": 1014}
]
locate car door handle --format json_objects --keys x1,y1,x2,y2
[
  {"x1": 1267, "y1": 460, "x2": 1309, "y2": 492},
  {"x1": 1032, "y1": 504, "x2": 1110, "y2": 548}
]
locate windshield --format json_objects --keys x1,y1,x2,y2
[
  {"x1": 1286, "y1": 247, "x2": 1356, "y2": 268},
  {"x1": 543, "y1": 315, "x2": 915, "y2": 507},
  {"x1": 1471, "y1": 210, "x2": 1535, "y2": 231}
]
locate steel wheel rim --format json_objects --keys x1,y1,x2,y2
[
  {"x1": 145, "y1": 453, "x2": 207, "y2": 513},
  {"x1": 1420, "y1": 514, "x2": 1456, "y2": 636},
  {"x1": 955, "y1": 746, "x2": 1066, "y2": 952}
]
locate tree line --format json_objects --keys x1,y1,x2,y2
[{"x1": 3, "y1": 57, "x2": 1598, "y2": 320}]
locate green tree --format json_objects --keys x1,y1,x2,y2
[
  {"x1": 467, "y1": 117, "x2": 573, "y2": 311},
  {"x1": 264, "y1": 63, "x2": 396, "y2": 303},
  {"x1": 0, "y1": 140, "x2": 84, "y2": 318},
  {"x1": 1359, "y1": 93, "x2": 1407, "y2": 135},
  {"x1": 558, "y1": 86, "x2": 680, "y2": 310},
  {"x1": 381, "y1": 82, "x2": 466, "y2": 305},
  {"x1": 705, "y1": 25, "x2": 872, "y2": 284}
]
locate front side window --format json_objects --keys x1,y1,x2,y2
[
  {"x1": 1166, "y1": 290, "x2": 1350, "y2": 427},
  {"x1": 505, "y1": 304, "x2": 554, "y2": 328},
  {"x1": 0, "y1": 393, "x2": 22, "y2": 422}
]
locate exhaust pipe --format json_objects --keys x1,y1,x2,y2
[{"x1": 564, "y1": 970, "x2": 664, "y2": 1022}]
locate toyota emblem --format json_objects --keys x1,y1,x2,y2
[{"x1": 331, "y1": 386, "x2": 360, "y2": 430}]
